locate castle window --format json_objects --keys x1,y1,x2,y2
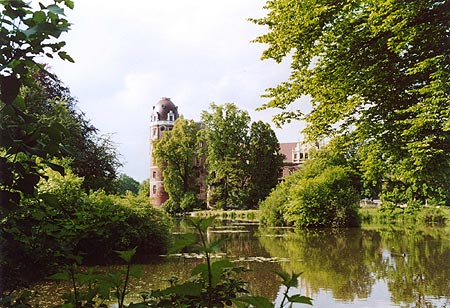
[
  {"x1": 160, "y1": 125, "x2": 166, "y2": 131},
  {"x1": 153, "y1": 128, "x2": 158, "y2": 136},
  {"x1": 152, "y1": 171, "x2": 157, "y2": 179},
  {"x1": 168, "y1": 110, "x2": 175, "y2": 121},
  {"x1": 152, "y1": 185, "x2": 157, "y2": 194}
]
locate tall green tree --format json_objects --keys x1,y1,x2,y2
[
  {"x1": 1, "y1": 0, "x2": 74, "y2": 213},
  {"x1": 247, "y1": 120, "x2": 284, "y2": 209},
  {"x1": 22, "y1": 70, "x2": 121, "y2": 193},
  {"x1": 252, "y1": 0, "x2": 450, "y2": 205},
  {"x1": 200, "y1": 103, "x2": 251, "y2": 209},
  {"x1": 201, "y1": 103, "x2": 284, "y2": 210},
  {"x1": 153, "y1": 117, "x2": 200, "y2": 214}
]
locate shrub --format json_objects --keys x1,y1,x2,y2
[
  {"x1": 0, "y1": 166, "x2": 171, "y2": 293},
  {"x1": 78, "y1": 191, "x2": 172, "y2": 261},
  {"x1": 285, "y1": 166, "x2": 360, "y2": 228}
]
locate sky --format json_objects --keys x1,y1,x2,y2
[{"x1": 47, "y1": 0, "x2": 310, "y2": 182}]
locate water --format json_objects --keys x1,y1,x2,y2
[{"x1": 29, "y1": 221, "x2": 450, "y2": 307}]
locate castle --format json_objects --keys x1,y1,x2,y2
[{"x1": 149, "y1": 97, "x2": 323, "y2": 207}]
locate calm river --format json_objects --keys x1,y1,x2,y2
[{"x1": 30, "y1": 220, "x2": 450, "y2": 307}]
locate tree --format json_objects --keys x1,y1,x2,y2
[
  {"x1": 200, "y1": 103, "x2": 283, "y2": 210},
  {"x1": 247, "y1": 120, "x2": 284, "y2": 209},
  {"x1": 115, "y1": 174, "x2": 140, "y2": 195},
  {"x1": 200, "y1": 103, "x2": 251, "y2": 209},
  {"x1": 138, "y1": 178, "x2": 150, "y2": 197},
  {"x1": 153, "y1": 117, "x2": 200, "y2": 214},
  {"x1": 1, "y1": 0, "x2": 74, "y2": 214},
  {"x1": 252, "y1": 0, "x2": 450, "y2": 205},
  {"x1": 22, "y1": 71, "x2": 122, "y2": 193}
]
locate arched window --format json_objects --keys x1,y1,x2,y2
[{"x1": 168, "y1": 110, "x2": 175, "y2": 121}]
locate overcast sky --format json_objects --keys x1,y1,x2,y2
[{"x1": 47, "y1": 0, "x2": 309, "y2": 182}]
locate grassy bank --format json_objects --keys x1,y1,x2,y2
[
  {"x1": 359, "y1": 206, "x2": 450, "y2": 226},
  {"x1": 190, "y1": 206, "x2": 450, "y2": 227}
]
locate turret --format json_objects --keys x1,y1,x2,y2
[{"x1": 149, "y1": 97, "x2": 179, "y2": 206}]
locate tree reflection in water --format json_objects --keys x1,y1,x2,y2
[
  {"x1": 257, "y1": 225, "x2": 450, "y2": 307},
  {"x1": 29, "y1": 221, "x2": 450, "y2": 307}
]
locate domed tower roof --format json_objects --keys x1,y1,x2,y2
[{"x1": 151, "y1": 97, "x2": 179, "y2": 121}]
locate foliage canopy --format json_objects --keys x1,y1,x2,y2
[
  {"x1": 200, "y1": 103, "x2": 284, "y2": 210},
  {"x1": 252, "y1": 0, "x2": 450, "y2": 205}
]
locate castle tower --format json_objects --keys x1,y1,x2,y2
[{"x1": 149, "y1": 97, "x2": 179, "y2": 206}]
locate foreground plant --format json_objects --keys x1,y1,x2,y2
[
  {"x1": 47, "y1": 217, "x2": 312, "y2": 307},
  {"x1": 49, "y1": 248, "x2": 141, "y2": 308},
  {"x1": 143, "y1": 216, "x2": 312, "y2": 307}
]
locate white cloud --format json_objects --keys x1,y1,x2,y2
[{"x1": 47, "y1": 0, "x2": 309, "y2": 181}]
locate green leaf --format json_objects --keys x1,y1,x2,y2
[
  {"x1": 115, "y1": 247, "x2": 137, "y2": 263},
  {"x1": 22, "y1": 24, "x2": 40, "y2": 37},
  {"x1": 40, "y1": 193, "x2": 59, "y2": 207},
  {"x1": 233, "y1": 296, "x2": 274, "y2": 308},
  {"x1": 274, "y1": 271, "x2": 291, "y2": 285},
  {"x1": 58, "y1": 51, "x2": 75, "y2": 63},
  {"x1": 288, "y1": 294, "x2": 313, "y2": 305},
  {"x1": 33, "y1": 11, "x2": 46, "y2": 23},
  {"x1": 210, "y1": 259, "x2": 235, "y2": 287},
  {"x1": 64, "y1": 0, "x2": 74, "y2": 9},
  {"x1": 46, "y1": 4, "x2": 64, "y2": 15},
  {"x1": 129, "y1": 265, "x2": 142, "y2": 278},
  {"x1": 169, "y1": 233, "x2": 197, "y2": 254},
  {"x1": 47, "y1": 162, "x2": 65, "y2": 176},
  {"x1": 191, "y1": 263, "x2": 208, "y2": 278},
  {"x1": 200, "y1": 216, "x2": 216, "y2": 231},
  {"x1": 0, "y1": 75, "x2": 21, "y2": 105}
]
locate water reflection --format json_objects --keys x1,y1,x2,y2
[
  {"x1": 257, "y1": 225, "x2": 450, "y2": 307},
  {"x1": 29, "y1": 222, "x2": 450, "y2": 307}
]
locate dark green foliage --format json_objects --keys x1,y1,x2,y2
[
  {"x1": 0, "y1": 167, "x2": 171, "y2": 294},
  {"x1": 115, "y1": 174, "x2": 140, "y2": 195},
  {"x1": 246, "y1": 121, "x2": 285, "y2": 209},
  {"x1": 1, "y1": 0, "x2": 74, "y2": 212},
  {"x1": 22, "y1": 71, "x2": 122, "y2": 193},
  {"x1": 200, "y1": 103, "x2": 251, "y2": 210},
  {"x1": 200, "y1": 103, "x2": 284, "y2": 210}
]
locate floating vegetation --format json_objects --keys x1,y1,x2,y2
[
  {"x1": 209, "y1": 229, "x2": 250, "y2": 233},
  {"x1": 235, "y1": 256, "x2": 291, "y2": 263}
]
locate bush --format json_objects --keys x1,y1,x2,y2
[
  {"x1": 0, "y1": 166, "x2": 171, "y2": 294},
  {"x1": 78, "y1": 191, "x2": 172, "y2": 261},
  {"x1": 285, "y1": 166, "x2": 360, "y2": 228}
]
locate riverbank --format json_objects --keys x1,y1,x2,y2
[
  {"x1": 190, "y1": 206, "x2": 450, "y2": 227},
  {"x1": 359, "y1": 206, "x2": 450, "y2": 225}
]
